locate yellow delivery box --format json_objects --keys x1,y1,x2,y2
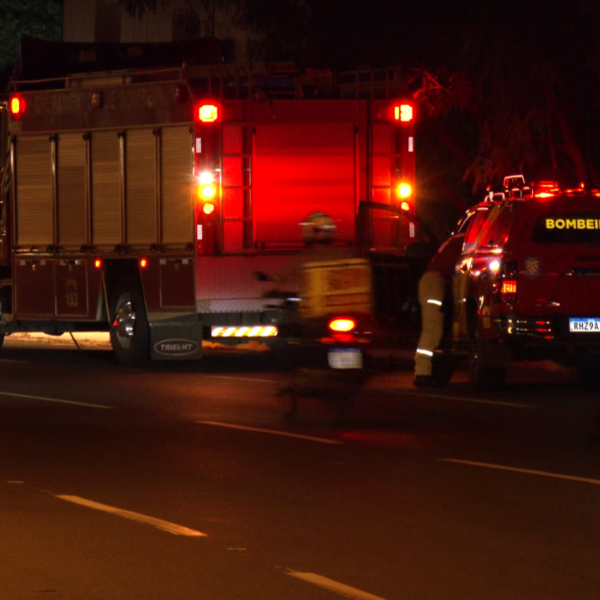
[{"x1": 299, "y1": 258, "x2": 373, "y2": 319}]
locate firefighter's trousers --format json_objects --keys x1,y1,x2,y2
[{"x1": 414, "y1": 270, "x2": 446, "y2": 377}]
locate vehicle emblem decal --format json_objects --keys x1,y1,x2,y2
[
  {"x1": 524, "y1": 257, "x2": 540, "y2": 278},
  {"x1": 154, "y1": 339, "x2": 199, "y2": 356}
]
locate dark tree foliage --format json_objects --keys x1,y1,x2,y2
[
  {"x1": 412, "y1": 0, "x2": 600, "y2": 190},
  {"x1": 119, "y1": 0, "x2": 170, "y2": 19},
  {"x1": 0, "y1": 0, "x2": 62, "y2": 72}
]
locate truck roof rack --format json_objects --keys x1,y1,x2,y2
[
  {"x1": 10, "y1": 37, "x2": 412, "y2": 101},
  {"x1": 9, "y1": 35, "x2": 223, "y2": 90}
]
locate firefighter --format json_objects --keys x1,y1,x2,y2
[
  {"x1": 257, "y1": 212, "x2": 352, "y2": 295},
  {"x1": 413, "y1": 234, "x2": 464, "y2": 387}
]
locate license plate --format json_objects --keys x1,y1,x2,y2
[
  {"x1": 327, "y1": 348, "x2": 363, "y2": 369},
  {"x1": 569, "y1": 318, "x2": 600, "y2": 332}
]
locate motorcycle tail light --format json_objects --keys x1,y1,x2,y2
[{"x1": 329, "y1": 318, "x2": 356, "y2": 333}]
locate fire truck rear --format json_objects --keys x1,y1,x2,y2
[{"x1": 0, "y1": 60, "x2": 420, "y2": 365}]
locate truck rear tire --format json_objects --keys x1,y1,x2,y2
[
  {"x1": 469, "y1": 325, "x2": 507, "y2": 391},
  {"x1": 109, "y1": 275, "x2": 150, "y2": 367}
]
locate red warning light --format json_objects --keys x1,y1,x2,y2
[
  {"x1": 378, "y1": 101, "x2": 415, "y2": 123},
  {"x1": 394, "y1": 103, "x2": 413, "y2": 122},
  {"x1": 502, "y1": 281, "x2": 517, "y2": 295},
  {"x1": 94, "y1": 259, "x2": 102, "y2": 269},
  {"x1": 140, "y1": 258, "x2": 148, "y2": 269},
  {"x1": 203, "y1": 202, "x2": 215, "y2": 215},
  {"x1": 9, "y1": 96, "x2": 25, "y2": 118},
  {"x1": 197, "y1": 104, "x2": 219, "y2": 123}
]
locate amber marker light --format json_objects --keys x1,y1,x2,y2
[
  {"x1": 328, "y1": 318, "x2": 356, "y2": 333},
  {"x1": 397, "y1": 183, "x2": 412, "y2": 199},
  {"x1": 400, "y1": 201, "x2": 411, "y2": 211},
  {"x1": 9, "y1": 96, "x2": 25, "y2": 118},
  {"x1": 199, "y1": 184, "x2": 216, "y2": 200},
  {"x1": 203, "y1": 202, "x2": 215, "y2": 215},
  {"x1": 197, "y1": 171, "x2": 217, "y2": 200}
]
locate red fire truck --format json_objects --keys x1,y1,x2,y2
[{"x1": 0, "y1": 45, "x2": 427, "y2": 366}]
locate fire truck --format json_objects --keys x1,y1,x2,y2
[{"x1": 0, "y1": 42, "x2": 428, "y2": 366}]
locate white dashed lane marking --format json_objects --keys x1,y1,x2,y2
[
  {"x1": 287, "y1": 571, "x2": 390, "y2": 600},
  {"x1": 0, "y1": 391, "x2": 112, "y2": 409},
  {"x1": 442, "y1": 458, "x2": 600, "y2": 486},
  {"x1": 55, "y1": 495, "x2": 207, "y2": 537},
  {"x1": 198, "y1": 421, "x2": 342, "y2": 445}
]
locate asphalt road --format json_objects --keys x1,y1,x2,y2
[{"x1": 1, "y1": 335, "x2": 600, "y2": 600}]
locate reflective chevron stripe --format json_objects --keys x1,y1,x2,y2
[{"x1": 211, "y1": 326, "x2": 278, "y2": 338}]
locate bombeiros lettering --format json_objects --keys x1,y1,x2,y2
[{"x1": 545, "y1": 218, "x2": 600, "y2": 230}]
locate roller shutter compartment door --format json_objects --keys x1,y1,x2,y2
[
  {"x1": 160, "y1": 126, "x2": 194, "y2": 246},
  {"x1": 15, "y1": 136, "x2": 53, "y2": 246},
  {"x1": 57, "y1": 133, "x2": 86, "y2": 247},
  {"x1": 91, "y1": 131, "x2": 121, "y2": 246},
  {"x1": 125, "y1": 129, "x2": 157, "y2": 245}
]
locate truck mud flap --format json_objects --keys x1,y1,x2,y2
[{"x1": 149, "y1": 317, "x2": 203, "y2": 361}]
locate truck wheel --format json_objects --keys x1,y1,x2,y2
[
  {"x1": 469, "y1": 325, "x2": 506, "y2": 391},
  {"x1": 109, "y1": 275, "x2": 150, "y2": 367}
]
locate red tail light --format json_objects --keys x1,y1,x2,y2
[
  {"x1": 329, "y1": 318, "x2": 356, "y2": 333},
  {"x1": 495, "y1": 260, "x2": 518, "y2": 303}
]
